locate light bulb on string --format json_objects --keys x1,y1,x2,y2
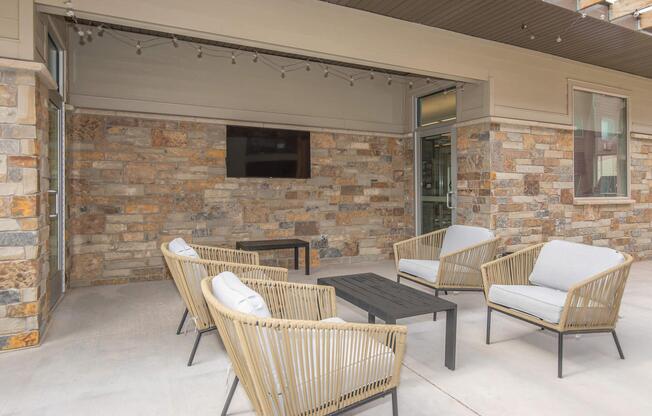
[
  {"x1": 426, "y1": 77, "x2": 431, "y2": 84},
  {"x1": 171, "y1": 35, "x2": 178, "y2": 47},
  {"x1": 136, "y1": 41, "x2": 142, "y2": 55},
  {"x1": 349, "y1": 76, "x2": 354, "y2": 87},
  {"x1": 196, "y1": 46, "x2": 203, "y2": 59},
  {"x1": 324, "y1": 67, "x2": 329, "y2": 78},
  {"x1": 370, "y1": 70, "x2": 375, "y2": 80},
  {"x1": 556, "y1": 35, "x2": 562, "y2": 43},
  {"x1": 305, "y1": 62, "x2": 311, "y2": 71},
  {"x1": 231, "y1": 52, "x2": 236, "y2": 64},
  {"x1": 387, "y1": 75, "x2": 392, "y2": 86},
  {"x1": 253, "y1": 51, "x2": 258, "y2": 63},
  {"x1": 408, "y1": 81, "x2": 414, "y2": 89},
  {"x1": 281, "y1": 69, "x2": 286, "y2": 79},
  {"x1": 97, "y1": 25, "x2": 105, "y2": 37}
]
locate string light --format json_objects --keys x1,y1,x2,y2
[
  {"x1": 67, "y1": 16, "x2": 434, "y2": 89},
  {"x1": 556, "y1": 35, "x2": 562, "y2": 43}
]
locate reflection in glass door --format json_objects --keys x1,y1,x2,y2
[
  {"x1": 47, "y1": 99, "x2": 64, "y2": 311},
  {"x1": 420, "y1": 133, "x2": 453, "y2": 233}
]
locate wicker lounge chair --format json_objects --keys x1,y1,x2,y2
[
  {"x1": 482, "y1": 240, "x2": 633, "y2": 378},
  {"x1": 202, "y1": 274, "x2": 407, "y2": 416},
  {"x1": 161, "y1": 239, "x2": 288, "y2": 366},
  {"x1": 393, "y1": 225, "x2": 499, "y2": 297}
]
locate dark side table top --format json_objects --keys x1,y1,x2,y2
[
  {"x1": 236, "y1": 238, "x2": 309, "y2": 250},
  {"x1": 317, "y1": 273, "x2": 456, "y2": 322}
]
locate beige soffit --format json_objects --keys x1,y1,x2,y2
[{"x1": 322, "y1": 0, "x2": 652, "y2": 79}]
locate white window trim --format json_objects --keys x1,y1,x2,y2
[{"x1": 569, "y1": 81, "x2": 632, "y2": 205}]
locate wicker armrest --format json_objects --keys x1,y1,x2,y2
[
  {"x1": 191, "y1": 243, "x2": 259, "y2": 265},
  {"x1": 560, "y1": 255, "x2": 633, "y2": 330},
  {"x1": 438, "y1": 237, "x2": 500, "y2": 288},
  {"x1": 393, "y1": 229, "x2": 446, "y2": 269},
  {"x1": 481, "y1": 243, "x2": 543, "y2": 298},
  {"x1": 203, "y1": 261, "x2": 288, "y2": 282},
  {"x1": 243, "y1": 279, "x2": 337, "y2": 321}
]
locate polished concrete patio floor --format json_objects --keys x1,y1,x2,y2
[{"x1": 1, "y1": 260, "x2": 651, "y2": 416}]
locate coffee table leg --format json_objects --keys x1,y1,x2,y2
[
  {"x1": 445, "y1": 307, "x2": 457, "y2": 370},
  {"x1": 368, "y1": 313, "x2": 375, "y2": 324},
  {"x1": 294, "y1": 247, "x2": 299, "y2": 270},
  {"x1": 305, "y1": 246, "x2": 310, "y2": 275}
]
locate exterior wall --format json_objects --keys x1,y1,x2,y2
[
  {"x1": 0, "y1": 67, "x2": 49, "y2": 350},
  {"x1": 34, "y1": 0, "x2": 652, "y2": 135},
  {"x1": 66, "y1": 110, "x2": 414, "y2": 287},
  {"x1": 0, "y1": 0, "x2": 34, "y2": 61},
  {"x1": 67, "y1": 29, "x2": 410, "y2": 135},
  {"x1": 457, "y1": 122, "x2": 652, "y2": 258}
]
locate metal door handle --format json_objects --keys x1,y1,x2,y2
[
  {"x1": 48, "y1": 190, "x2": 59, "y2": 218},
  {"x1": 446, "y1": 191, "x2": 454, "y2": 209}
]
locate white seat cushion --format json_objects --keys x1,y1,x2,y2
[
  {"x1": 529, "y1": 240, "x2": 625, "y2": 292},
  {"x1": 489, "y1": 285, "x2": 568, "y2": 323},
  {"x1": 441, "y1": 225, "x2": 494, "y2": 256},
  {"x1": 398, "y1": 259, "x2": 440, "y2": 282},
  {"x1": 211, "y1": 272, "x2": 271, "y2": 318},
  {"x1": 168, "y1": 237, "x2": 200, "y2": 258}
]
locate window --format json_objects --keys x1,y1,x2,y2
[
  {"x1": 47, "y1": 34, "x2": 62, "y2": 92},
  {"x1": 417, "y1": 89, "x2": 456, "y2": 127},
  {"x1": 573, "y1": 90, "x2": 627, "y2": 198}
]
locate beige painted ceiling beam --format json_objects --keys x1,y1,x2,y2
[
  {"x1": 578, "y1": 0, "x2": 606, "y2": 10},
  {"x1": 640, "y1": 10, "x2": 652, "y2": 29},
  {"x1": 611, "y1": 0, "x2": 652, "y2": 19}
]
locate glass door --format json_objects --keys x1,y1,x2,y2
[
  {"x1": 47, "y1": 97, "x2": 64, "y2": 312},
  {"x1": 419, "y1": 132, "x2": 454, "y2": 233}
]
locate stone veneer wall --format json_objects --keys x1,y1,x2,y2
[
  {"x1": 0, "y1": 68, "x2": 50, "y2": 350},
  {"x1": 457, "y1": 122, "x2": 652, "y2": 258},
  {"x1": 67, "y1": 111, "x2": 414, "y2": 287}
]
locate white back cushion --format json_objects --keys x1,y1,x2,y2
[
  {"x1": 169, "y1": 238, "x2": 199, "y2": 258},
  {"x1": 211, "y1": 271, "x2": 271, "y2": 318},
  {"x1": 441, "y1": 225, "x2": 494, "y2": 256},
  {"x1": 529, "y1": 240, "x2": 625, "y2": 291}
]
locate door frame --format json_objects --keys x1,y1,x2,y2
[{"x1": 414, "y1": 124, "x2": 457, "y2": 234}]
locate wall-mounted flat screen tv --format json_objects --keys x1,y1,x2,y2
[{"x1": 226, "y1": 126, "x2": 311, "y2": 178}]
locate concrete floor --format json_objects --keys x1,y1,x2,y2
[{"x1": 1, "y1": 260, "x2": 651, "y2": 416}]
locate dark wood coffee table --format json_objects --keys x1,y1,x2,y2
[
  {"x1": 236, "y1": 238, "x2": 310, "y2": 275},
  {"x1": 317, "y1": 272, "x2": 457, "y2": 370}
]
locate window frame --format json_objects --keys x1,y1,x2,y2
[{"x1": 570, "y1": 82, "x2": 633, "y2": 205}]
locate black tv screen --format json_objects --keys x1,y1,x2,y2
[{"x1": 226, "y1": 126, "x2": 310, "y2": 178}]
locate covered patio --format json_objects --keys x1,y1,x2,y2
[
  {"x1": 2, "y1": 259, "x2": 651, "y2": 415},
  {"x1": 2, "y1": 1, "x2": 652, "y2": 415}
]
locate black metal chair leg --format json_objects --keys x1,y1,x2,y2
[
  {"x1": 396, "y1": 275, "x2": 401, "y2": 283},
  {"x1": 612, "y1": 330, "x2": 625, "y2": 359},
  {"x1": 486, "y1": 307, "x2": 492, "y2": 345},
  {"x1": 391, "y1": 388, "x2": 398, "y2": 416},
  {"x1": 176, "y1": 308, "x2": 188, "y2": 335},
  {"x1": 433, "y1": 289, "x2": 439, "y2": 321},
  {"x1": 558, "y1": 333, "x2": 564, "y2": 378},
  {"x1": 188, "y1": 330, "x2": 204, "y2": 366},
  {"x1": 221, "y1": 377, "x2": 239, "y2": 416}
]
